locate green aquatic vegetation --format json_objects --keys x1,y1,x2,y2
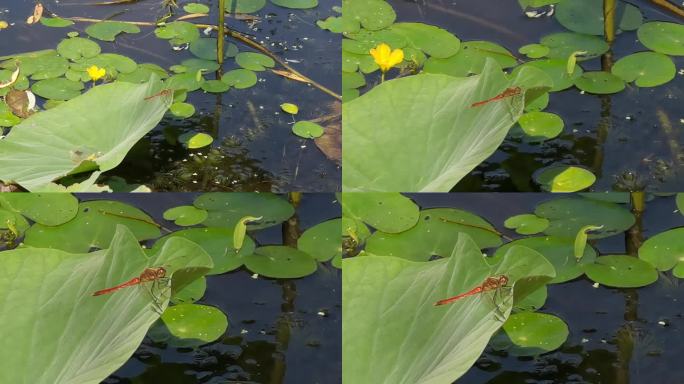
[
  {"x1": 504, "y1": 214, "x2": 550, "y2": 235},
  {"x1": 534, "y1": 165, "x2": 596, "y2": 192}
]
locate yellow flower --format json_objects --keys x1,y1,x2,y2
[
  {"x1": 369, "y1": 43, "x2": 404, "y2": 73},
  {"x1": 86, "y1": 65, "x2": 106, "y2": 82}
]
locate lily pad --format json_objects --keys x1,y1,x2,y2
[
  {"x1": 85, "y1": 21, "x2": 141, "y2": 42},
  {"x1": 677, "y1": 193, "x2": 684, "y2": 215},
  {"x1": 292, "y1": 121, "x2": 324, "y2": 138},
  {"x1": 170, "y1": 102, "x2": 195, "y2": 118},
  {"x1": 179, "y1": 132, "x2": 214, "y2": 149},
  {"x1": 365, "y1": 208, "x2": 503, "y2": 261},
  {"x1": 31, "y1": 78, "x2": 83, "y2": 100},
  {"x1": 539, "y1": 32, "x2": 609, "y2": 60},
  {"x1": 535, "y1": 165, "x2": 596, "y2": 192},
  {"x1": 201, "y1": 80, "x2": 230, "y2": 93},
  {"x1": 56, "y1": 37, "x2": 101, "y2": 61},
  {"x1": 183, "y1": 3, "x2": 210, "y2": 13},
  {"x1": 235, "y1": 52, "x2": 275, "y2": 71},
  {"x1": 40, "y1": 17, "x2": 74, "y2": 28},
  {"x1": 342, "y1": 193, "x2": 419, "y2": 233},
  {"x1": 637, "y1": 21, "x2": 684, "y2": 56},
  {"x1": 492, "y1": 236, "x2": 597, "y2": 283},
  {"x1": 503, "y1": 312, "x2": 568, "y2": 352},
  {"x1": 504, "y1": 214, "x2": 549, "y2": 235},
  {"x1": 153, "y1": 227, "x2": 255, "y2": 275},
  {"x1": 611, "y1": 51, "x2": 675, "y2": 87},
  {"x1": 0, "y1": 193, "x2": 78, "y2": 226},
  {"x1": 163, "y1": 205, "x2": 208, "y2": 226},
  {"x1": 297, "y1": 218, "x2": 341, "y2": 262},
  {"x1": 517, "y1": 111, "x2": 564, "y2": 141},
  {"x1": 221, "y1": 69, "x2": 257, "y2": 89},
  {"x1": 224, "y1": 0, "x2": 267, "y2": 13},
  {"x1": 154, "y1": 21, "x2": 200, "y2": 45},
  {"x1": 270, "y1": 0, "x2": 318, "y2": 9},
  {"x1": 639, "y1": 227, "x2": 684, "y2": 276},
  {"x1": 388, "y1": 22, "x2": 460, "y2": 59},
  {"x1": 555, "y1": 0, "x2": 642, "y2": 36},
  {"x1": 535, "y1": 197, "x2": 635, "y2": 239},
  {"x1": 424, "y1": 41, "x2": 517, "y2": 77},
  {"x1": 519, "y1": 43, "x2": 549, "y2": 59},
  {"x1": 281, "y1": 102, "x2": 299, "y2": 114},
  {"x1": 574, "y1": 71, "x2": 625, "y2": 94},
  {"x1": 171, "y1": 277, "x2": 207, "y2": 304},
  {"x1": 343, "y1": 0, "x2": 396, "y2": 31},
  {"x1": 584, "y1": 255, "x2": 658, "y2": 288},
  {"x1": 194, "y1": 193, "x2": 294, "y2": 230},
  {"x1": 512, "y1": 59, "x2": 583, "y2": 92},
  {"x1": 244, "y1": 246, "x2": 318, "y2": 278},
  {"x1": 165, "y1": 72, "x2": 204, "y2": 92}
]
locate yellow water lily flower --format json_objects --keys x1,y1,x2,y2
[
  {"x1": 369, "y1": 43, "x2": 404, "y2": 73},
  {"x1": 86, "y1": 65, "x2": 106, "y2": 82}
]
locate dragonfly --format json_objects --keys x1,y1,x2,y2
[
  {"x1": 434, "y1": 275, "x2": 511, "y2": 320},
  {"x1": 92, "y1": 267, "x2": 170, "y2": 314},
  {"x1": 470, "y1": 87, "x2": 522, "y2": 108},
  {"x1": 144, "y1": 89, "x2": 173, "y2": 101}
]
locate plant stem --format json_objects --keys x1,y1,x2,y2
[
  {"x1": 439, "y1": 217, "x2": 513, "y2": 242},
  {"x1": 603, "y1": 0, "x2": 616, "y2": 44},
  {"x1": 217, "y1": 0, "x2": 225, "y2": 67}
]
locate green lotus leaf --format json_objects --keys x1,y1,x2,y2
[
  {"x1": 163, "y1": 205, "x2": 208, "y2": 226},
  {"x1": 535, "y1": 165, "x2": 596, "y2": 192},
  {"x1": 342, "y1": 192, "x2": 419, "y2": 233},
  {"x1": 85, "y1": 21, "x2": 141, "y2": 42},
  {"x1": 639, "y1": 227, "x2": 684, "y2": 275},
  {"x1": 574, "y1": 71, "x2": 626, "y2": 94},
  {"x1": 512, "y1": 58, "x2": 582, "y2": 92},
  {"x1": 611, "y1": 51, "x2": 675, "y2": 87},
  {"x1": 183, "y1": 3, "x2": 210, "y2": 13},
  {"x1": 423, "y1": 41, "x2": 517, "y2": 77},
  {"x1": 0, "y1": 78, "x2": 170, "y2": 191},
  {"x1": 224, "y1": 0, "x2": 267, "y2": 13},
  {"x1": 343, "y1": 234, "x2": 555, "y2": 384},
  {"x1": 555, "y1": 0, "x2": 642, "y2": 35},
  {"x1": 0, "y1": 193, "x2": 78, "y2": 226},
  {"x1": 0, "y1": 225, "x2": 212, "y2": 384},
  {"x1": 152, "y1": 303, "x2": 228, "y2": 348},
  {"x1": 365, "y1": 208, "x2": 503, "y2": 261},
  {"x1": 503, "y1": 214, "x2": 549, "y2": 235},
  {"x1": 244, "y1": 245, "x2": 318, "y2": 278},
  {"x1": 40, "y1": 17, "x2": 74, "y2": 28},
  {"x1": 221, "y1": 69, "x2": 257, "y2": 89},
  {"x1": 637, "y1": 21, "x2": 684, "y2": 56},
  {"x1": 539, "y1": 32, "x2": 609, "y2": 60},
  {"x1": 517, "y1": 111, "x2": 564, "y2": 141},
  {"x1": 194, "y1": 192, "x2": 294, "y2": 229},
  {"x1": 153, "y1": 227, "x2": 255, "y2": 275},
  {"x1": 297, "y1": 218, "x2": 341, "y2": 262},
  {"x1": 31, "y1": 78, "x2": 84, "y2": 100},
  {"x1": 154, "y1": 21, "x2": 200, "y2": 45},
  {"x1": 502, "y1": 312, "x2": 569, "y2": 352},
  {"x1": 518, "y1": 43, "x2": 549, "y2": 59},
  {"x1": 492, "y1": 236, "x2": 597, "y2": 283},
  {"x1": 343, "y1": 0, "x2": 396, "y2": 31},
  {"x1": 584, "y1": 255, "x2": 658, "y2": 287},
  {"x1": 270, "y1": 0, "x2": 318, "y2": 9},
  {"x1": 235, "y1": 52, "x2": 275, "y2": 71},
  {"x1": 344, "y1": 59, "x2": 550, "y2": 192},
  {"x1": 388, "y1": 22, "x2": 460, "y2": 59},
  {"x1": 535, "y1": 197, "x2": 635, "y2": 239},
  {"x1": 56, "y1": 37, "x2": 101, "y2": 61}
]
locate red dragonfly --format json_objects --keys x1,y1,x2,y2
[
  {"x1": 471, "y1": 87, "x2": 522, "y2": 108},
  {"x1": 144, "y1": 89, "x2": 173, "y2": 101},
  {"x1": 435, "y1": 275, "x2": 509, "y2": 306},
  {"x1": 93, "y1": 267, "x2": 169, "y2": 313}
]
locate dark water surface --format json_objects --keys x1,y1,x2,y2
[
  {"x1": 388, "y1": 0, "x2": 684, "y2": 192},
  {"x1": 0, "y1": 0, "x2": 341, "y2": 192},
  {"x1": 74, "y1": 193, "x2": 341, "y2": 384},
  {"x1": 408, "y1": 193, "x2": 684, "y2": 384}
]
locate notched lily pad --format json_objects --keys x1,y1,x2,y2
[
  {"x1": 244, "y1": 246, "x2": 318, "y2": 278},
  {"x1": 163, "y1": 205, "x2": 208, "y2": 226},
  {"x1": 535, "y1": 165, "x2": 596, "y2": 192},
  {"x1": 584, "y1": 255, "x2": 658, "y2": 288}
]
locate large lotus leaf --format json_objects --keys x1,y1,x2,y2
[
  {"x1": 343, "y1": 234, "x2": 555, "y2": 384},
  {"x1": 0, "y1": 193, "x2": 78, "y2": 226},
  {"x1": 343, "y1": 59, "x2": 550, "y2": 192},
  {"x1": 0, "y1": 78, "x2": 171, "y2": 191},
  {"x1": 0, "y1": 225, "x2": 213, "y2": 384}
]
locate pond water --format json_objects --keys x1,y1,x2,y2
[
  {"x1": 72, "y1": 193, "x2": 342, "y2": 384},
  {"x1": 0, "y1": 0, "x2": 341, "y2": 192},
  {"x1": 407, "y1": 193, "x2": 684, "y2": 384},
  {"x1": 388, "y1": 0, "x2": 684, "y2": 192}
]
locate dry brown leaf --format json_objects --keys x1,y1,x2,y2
[
  {"x1": 0, "y1": 67, "x2": 19, "y2": 89},
  {"x1": 314, "y1": 101, "x2": 341, "y2": 164},
  {"x1": 26, "y1": 3, "x2": 43, "y2": 25},
  {"x1": 6, "y1": 89, "x2": 31, "y2": 118},
  {"x1": 176, "y1": 13, "x2": 208, "y2": 21},
  {"x1": 271, "y1": 69, "x2": 309, "y2": 83}
]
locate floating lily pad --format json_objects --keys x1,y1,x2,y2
[
  {"x1": 224, "y1": 0, "x2": 267, "y2": 13},
  {"x1": 388, "y1": 22, "x2": 460, "y2": 58},
  {"x1": 344, "y1": 0, "x2": 396, "y2": 31},
  {"x1": 637, "y1": 21, "x2": 684, "y2": 56},
  {"x1": 297, "y1": 218, "x2": 341, "y2": 262},
  {"x1": 677, "y1": 193, "x2": 684, "y2": 215},
  {"x1": 280, "y1": 102, "x2": 299, "y2": 114},
  {"x1": 235, "y1": 52, "x2": 275, "y2": 71},
  {"x1": 584, "y1": 255, "x2": 658, "y2": 288},
  {"x1": 163, "y1": 205, "x2": 208, "y2": 226},
  {"x1": 40, "y1": 17, "x2": 74, "y2": 28},
  {"x1": 492, "y1": 236, "x2": 597, "y2": 283},
  {"x1": 118, "y1": 63, "x2": 169, "y2": 83},
  {"x1": 535, "y1": 197, "x2": 635, "y2": 239},
  {"x1": 365, "y1": 208, "x2": 503, "y2": 261},
  {"x1": 574, "y1": 71, "x2": 625, "y2": 94},
  {"x1": 194, "y1": 193, "x2": 294, "y2": 230},
  {"x1": 179, "y1": 132, "x2": 214, "y2": 149},
  {"x1": 84, "y1": 53, "x2": 138, "y2": 75},
  {"x1": 156, "y1": 304, "x2": 228, "y2": 347},
  {"x1": 0, "y1": 193, "x2": 78, "y2": 226},
  {"x1": 154, "y1": 21, "x2": 200, "y2": 45},
  {"x1": 317, "y1": 16, "x2": 359, "y2": 34},
  {"x1": 292, "y1": 121, "x2": 324, "y2": 138},
  {"x1": 0, "y1": 101, "x2": 21, "y2": 127},
  {"x1": 183, "y1": 3, "x2": 210, "y2": 13},
  {"x1": 165, "y1": 72, "x2": 204, "y2": 92},
  {"x1": 21, "y1": 54, "x2": 69, "y2": 80},
  {"x1": 611, "y1": 51, "x2": 675, "y2": 87},
  {"x1": 221, "y1": 69, "x2": 257, "y2": 89},
  {"x1": 503, "y1": 312, "x2": 568, "y2": 352},
  {"x1": 182, "y1": 58, "x2": 220, "y2": 73},
  {"x1": 424, "y1": 41, "x2": 517, "y2": 77},
  {"x1": 342, "y1": 50, "x2": 378, "y2": 73},
  {"x1": 170, "y1": 102, "x2": 195, "y2": 118},
  {"x1": 504, "y1": 214, "x2": 549, "y2": 235},
  {"x1": 512, "y1": 59, "x2": 582, "y2": 92},
  {"x1": 171, "y1": 277, "x2": 207, "y2": 304},
  {"x1": 201, "y1": 80, "x2": 230, "y2": 93},
  {"x1": 190, "y1": 38, "x2": 238, "y2": 60},
  {"x1": 555, "y1": 0, "x2": 642, "y2": 35},
  {"x1": 23, "y1": 200, "x2": 161, "y2": 252},
  {"x1": 343, "y1": 30, "x2": 407, "y2": 54},
  {"x1": 514, "y1": 285, "x2": 547, "y2": 312},
  {"x1": 31, "y1": 78, "x2": 84, "y2": 100},
  {"x1": 85, "y1": 21, "x2": 140, "y2": 42},
  {"x1": 56, "y1": 37, "x2": 101, "y2": 61},
  {"x1": 517, "y1": 111, "x2": 564, "y2": 141},
  {"x1": 535, "y1": 165, "x2": 596, "y2": 192},
  {"x1": 154, "y1": 227, "x2": 255, "y2": 275},
  {"x1": 639, "y1": 227, "x2": 684, "y2": 276},
  {"x1": 519, "y1": 43, "x2": 549, "y2": 59},
  {"x1": 244, "y1": 246, "x2": 318, "y2": 278},
  {"x1": 342, "y1": 71, "x2": 365, "y2": 89},
  {"x1": 270, "y1": 0, "x2": 318, "y2": 8},
  {"x1": 342, "y1": 193, "x2": 419, "y2": 233},
  {"x1": 539, "y1": 32, "x2": 609, "y2": 60}
]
